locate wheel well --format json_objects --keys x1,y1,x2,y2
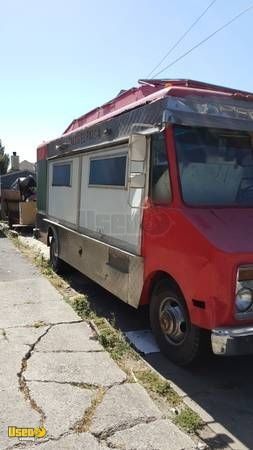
[{"x1": 141, "y1": 271, "x2": 185, "y2": 306}]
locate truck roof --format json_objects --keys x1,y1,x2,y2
[
  {"x1": 37, "y1": 78, "x2": 253, "y2": 152},
  {"x1": 63, "y1": 78, "x2": 253, "y2": 135}
]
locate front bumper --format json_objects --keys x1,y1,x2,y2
[{"x1": 211, "y1": 326, "x2": 253, "y2": 356}]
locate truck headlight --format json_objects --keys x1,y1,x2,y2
[
  {"x1": 235, "y1": 288, "x2": 253, "y2": 312},
  {"x1": 236, "y1": 266, "x2": 253, "y2": 315}
]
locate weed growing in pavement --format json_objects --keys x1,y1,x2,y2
[
  {"x1": 174, "y1": 407, "x2": 204, "y2": 434},
  {"x1": 9, "y1": 233, "x2": 25, "y2": 249},
  {"x1": 33, "y1": 254, "x2": 66, "y2": 289},
  {"x1": 33, "y1": 321, "x2": 46, "y2": 328},
  {"x1": 97, "y1": 324, "x2": 134, "y2": 361},
  {"x1": 71, "y1": 295, "x2": 95, "y2": 320},
  {"x1": 134, "y1": 369, "x2": 181, "y2": 406},
  {"x1": 8, "y1": 232, "x2": 54, "y2": 277},
  {"x1": 75, "y1": 387, "x2": 105, "y2": 433},
  {"x1": 34, "y1": 254, "x2": 54, "y2": 276},
  {"x1": 71, "y1": 294, "x2": 135, "y2": 362}
]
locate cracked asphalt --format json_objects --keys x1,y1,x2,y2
[{"x1": 0, "y1": 235, "x2": 196, "y2": 449}]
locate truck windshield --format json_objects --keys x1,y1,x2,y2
[{"x1": 174, "y1": 125, "x2": 253, "y2": 206}]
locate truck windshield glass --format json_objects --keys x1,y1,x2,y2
[{"x1": 174, "y1": 125, "x2": 253, "y2": 206}]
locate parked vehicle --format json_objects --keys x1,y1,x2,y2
[{"x1": 37, "y1": 79, "x2": 253, "y2": 365}]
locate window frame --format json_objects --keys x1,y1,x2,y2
[
  {"x1": 173, "y1": 124, "x2": 253, "y2": 209},
  {"x1": 52, "y1": 161, "x2": 72, "y2": 187},
  {"x1": 149, "y1": 132, "x2": 172, "y2": 205},
  {"x1": 88, "y1": 152, "x2": 128, "y2": 189}
]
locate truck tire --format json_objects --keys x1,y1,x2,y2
[
  {"x1": 150, "y1": 279, "x2": 206, "y2": 366},
  {"x1": 49, "y1": 236, "x2": 67, "y2": 275}
]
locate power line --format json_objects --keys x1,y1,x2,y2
[
  {"x1": 153, "y1": 3, "x2": 253, "y2": 78},
  {"x1": 147, "y1": 0, "x2": 217, "y2": 78}
]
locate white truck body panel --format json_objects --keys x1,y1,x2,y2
[
  {"x1": 79, "y1": 145, "x2": 142, "y2": 254},
  {"x1": 48, "y1": 157, "x2": 80, "y2": 225}
]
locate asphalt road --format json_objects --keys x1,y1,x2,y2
[{"x1": 68, "y1": 268, "x2": 253, "y2": 450}]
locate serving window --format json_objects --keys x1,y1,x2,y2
[
  {"x1": 89, "y1": 154, "x2": 127, "y2": 187},
  {"x1": 52, "y1": 163, "x2": 72, "y2": 187}
]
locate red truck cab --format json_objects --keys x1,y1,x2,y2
[{"x1": 141, "y1": 93, "x2": 253, "y2": 364}]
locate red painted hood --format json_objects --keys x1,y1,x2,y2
[{"x1": 184, "y1": 208, "x2": 253, "y2": 254}]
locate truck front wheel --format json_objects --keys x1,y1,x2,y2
[{"x1": 150, "y1": 279, "x2": 205, "y2": 366}]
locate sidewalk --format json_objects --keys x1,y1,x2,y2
[{"x1": 0, "y1": 235, "x2": 196, "y2": 450}]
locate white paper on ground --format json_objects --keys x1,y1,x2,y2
[{"x1": 125, "y1": 329, "x2": 160, "y2": 354}]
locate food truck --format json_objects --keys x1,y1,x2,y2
[{"x1": 37, "y1": 79, "x2": 253, "y2": 365}]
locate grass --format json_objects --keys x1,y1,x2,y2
[
  {"x1": 34, "y1": 254, "x2": 54, "y2": 275},
  {"x1": 71, "y1": 294, "x2": 95, "y2": 320},
  {"x1": 33, "y1": 320, "x2": 46, "y2": 328},
  {"x1": 75, "y1": 387, "x2": 105, "y2": 433},
  {"x1": 33, "y1": 253, "x2": 67, "y2": 289},
  {"x1": 174, "y1": 407, "x2": 204, "y2": 434},
  {"x1": 70, "y1": 294, "x2": 135, "y2": 362},
  {"x1": 134, "y1": 369, "x2": 181, "y2": 406},
  {"x1": 97, "y1": 324, "x2": 134, "y2": 361},
  {"x1": 9, "y1": 232, "x2": 25, "y2": 249}
]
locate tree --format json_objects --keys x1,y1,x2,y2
[{"x1": 0, "y1": 141, "x2": 9, "y2": 175}]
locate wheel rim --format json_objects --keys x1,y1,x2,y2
[{"x1": 159, "y1": 296, "x2": 188, "y2": 345}]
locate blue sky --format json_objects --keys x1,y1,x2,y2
[{"x1": 0, "y1": 0, "x2": 252, "y2": 162}]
